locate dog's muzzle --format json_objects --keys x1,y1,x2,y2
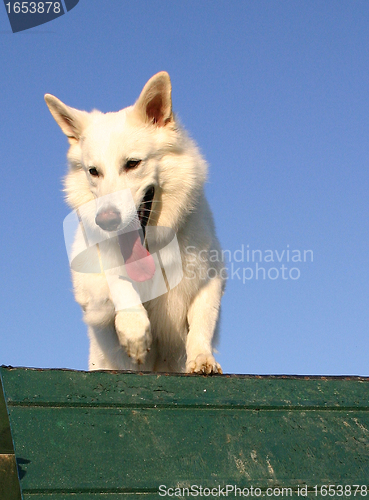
[{"x1": 95, "y1": 207, "x2": 122, "y2": 231}]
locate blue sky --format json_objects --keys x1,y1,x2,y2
[{"x1": 1, "y1": 1, "x2": 368, "y2": 375}]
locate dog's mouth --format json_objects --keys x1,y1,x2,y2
[
  {"x1": 117, "y1": 186, "x2": 156, "y2": 283},
  {"x1": 138, "y1": 186, "x2": 155, "y2": 238}
]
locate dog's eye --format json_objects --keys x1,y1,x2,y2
[
  {"x1": 126, "y1": 159, "x2": 142, "y2": 170},
  {"x1": 89, "y1": 167, "x2": 99, "y2": 177}
]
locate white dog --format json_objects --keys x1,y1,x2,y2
[{"x1": 45, "y1": 72, "x2": 225, "y2": 374}]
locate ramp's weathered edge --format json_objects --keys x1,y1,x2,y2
[{"x1": 0, "y1": 376, "x2": 22, "y2": 500}]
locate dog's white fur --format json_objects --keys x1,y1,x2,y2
[{"x1": 45, "y1": 72, "x2": 225, "y2": 373}]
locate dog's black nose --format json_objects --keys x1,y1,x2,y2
[{"x1": 95, "y1": 208, "x2": 122, "y2": 231}]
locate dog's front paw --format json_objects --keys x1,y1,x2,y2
[
  {"x1": 115, "y1": 311, "x2": 152, "y2": 365},
  {"x1": 186, "y1": 354, "x2": 222, "y2": 375}
]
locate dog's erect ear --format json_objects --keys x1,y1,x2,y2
[
  {"x1": 44, "y1": 94, "x2": 89, "y2": 144},
  {"x1": 134, "y1": 72, "x2": 173, "y2": 127}
]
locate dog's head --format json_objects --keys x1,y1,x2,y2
[{"x1": 45, "y1": 72, "x2": 207, "y2": 236}]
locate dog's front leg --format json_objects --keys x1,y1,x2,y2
[
  {"x1": 186, "y1": 276, "x2": 224, "y2": 374},
  {"x1": 106, "y1": 274, "x2": 152, "y2": 366},
  {"x1": 115, "y1": 307, "x2": 151, "y2": 365}
]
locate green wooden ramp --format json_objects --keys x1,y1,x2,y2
[{"x1": 0, "y1": 367, "x2": 368, "y2": 499}]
